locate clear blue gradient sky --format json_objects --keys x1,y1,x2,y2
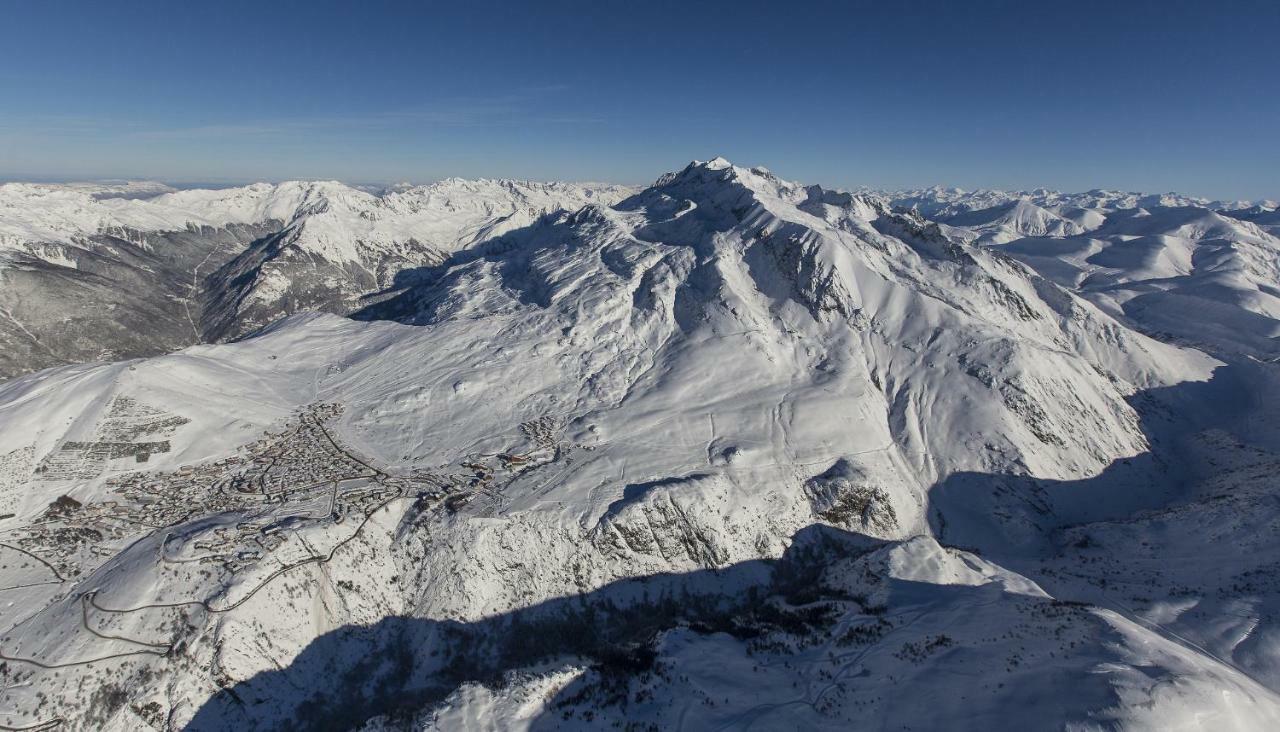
[{"x1": 1, "y1": 0, "x2": 1276, "y2": 198}]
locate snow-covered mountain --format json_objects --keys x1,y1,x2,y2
[
  {"x1": 196, "y1": 178, "x2": 632, "y2": 341},
  {"x1": 871, "y1": 183, "x2": 1280, "y2": 360},
  {"x1": 885, "y1": 185, "x2": 1262, "y2": 220},
  {"x1": 0, "y1": 178, "x2": 632, "y2": 376},
  {"x1": 0, "y1": 159, "x2": 1277, "y2": 730}
]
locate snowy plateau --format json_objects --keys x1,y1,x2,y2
[{"x1": 0, "y1": 158, "x2": 1277, "y2": 730}]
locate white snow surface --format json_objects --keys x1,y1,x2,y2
[
  {"x1": 0, "y1": 159, "x2": 1276, "y2": 730},
  {"x1": 0, "y1": 177, "x2": 633, "y2": 264}
]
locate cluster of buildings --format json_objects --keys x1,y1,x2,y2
[{"x1": 13, "y1": 401, "x2": 568, "y2": 585}]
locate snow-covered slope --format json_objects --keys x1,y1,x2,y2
[
  {"x1": 0, "y1": 178, "x2": 632, "y2": 376},
  {"x1": 0, "y1": 178, "x2": 631, "y2": 261},
  {"x1": 4, "y1": 158, "x2": 1276, "y2": 730},
  {"x1": 883, "y1": 186, "x2": 1280, "y2": 359},
  {"x1": 886, "y1": 185, "x2": 1260, "y2": 220},
  {"x1": 199, "y1": 178, "x2": 632, "y2": 340},
  {"x1": 982, "y1": 211, "x2": 1277, "y2": 359}
]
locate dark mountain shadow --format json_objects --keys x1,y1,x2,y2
[
  {"x1": 185, "y1": 525, "x2": 888, "y2": 731},
  {"x1": 347, "y1": 180, "x2": 760, "y2": 330},
  {"x1": 928, "y1": 357, "x2": 1280, "y2": 559},
  {"x1": 601, "y1": 474, "x2": 713, "y2": 521},
  {"x1": 347, "y1": 211, "x2": 573, "y2": 325},
  {"x1": 181, "y1": 359, "x2": 1280, "y2": 730},
  {"x1": 527, "y1": 575, "x2": 1122, "y2": 732}
]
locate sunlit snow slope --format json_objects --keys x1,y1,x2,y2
[
  {"x1": 0, "y1": 178, "x2": 631, "y2": 377},
  {"x1": 0, "y1": 160, "x2": 1276, "y2": 730}
]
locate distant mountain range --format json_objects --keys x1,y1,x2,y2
[{"x1": 0, "y1": 178, "x2": 632, "y2": 377}]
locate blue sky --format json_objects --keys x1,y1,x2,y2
[{"x1": 1, "y1": 0, "x2": 1277, "y2": 199}]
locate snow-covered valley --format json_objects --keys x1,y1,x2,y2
[
  {"x1": 0, "y1": 159, "x2": 1278, "y2": 730},
  {"x1": 0, "y1": 178, "x2": 632, "y2": 378}
]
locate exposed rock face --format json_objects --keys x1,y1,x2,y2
[{"x1": 804, "y1": 459, "x2": 899, "y2": 537}]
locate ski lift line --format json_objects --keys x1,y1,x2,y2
[
  {"x1": 305, "y1": 414, "x2": 388, "y2": 478},
  {"x1": 0, "y1": 644, "x2": 165, "y2": 671},
  {"x1": 0, "y1": 717, "x2": 63, "y2": 731},
  {"x1": 0, "y1": 543, "x2": 65, "y2": 583},
  {"x1": 0, "y1": 581, "x2": 62, "y2": 593}
]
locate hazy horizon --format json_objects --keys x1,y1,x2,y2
[
  {"x1": 2, "y1": 0, "x2": 1278, "y2": 199},
  {"x1": 1, "y1": 166, "x2": 1272, "y2": 204}
]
